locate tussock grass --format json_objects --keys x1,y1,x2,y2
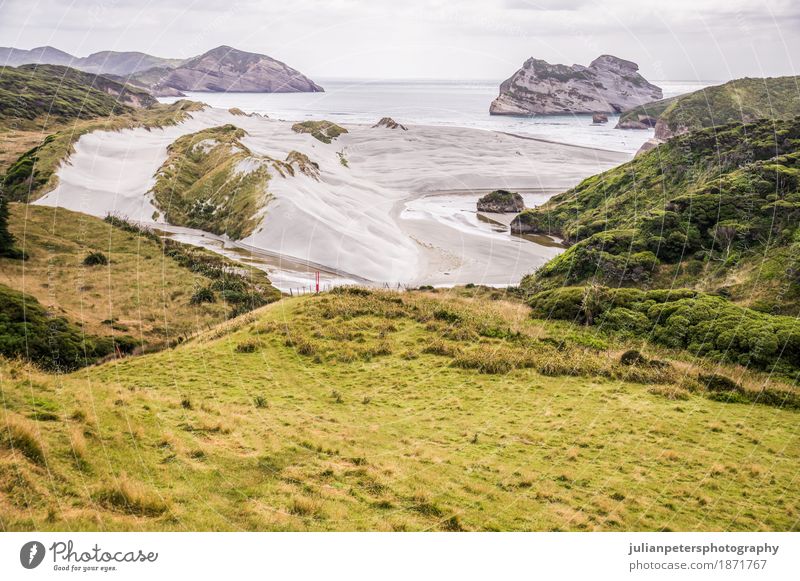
[
  {"x1": 95, "y1": 476, "x2": 168, "y2": 516},
  {"x1": 3, "y1": 416, "x2": 45, "y2": 465}
]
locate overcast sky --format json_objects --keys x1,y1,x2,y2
[{"x1": 0, "y1": 0, "x2": 797, "y2": 81}]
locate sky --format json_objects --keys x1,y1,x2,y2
[{"x1": 0, "y1": 0, "x2": 798, "y2": 81}]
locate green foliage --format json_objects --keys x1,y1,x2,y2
[
  {"x1": 519, "y1": 117, "x2": 800, "y2": 311},
  {"x1": 529, "y1": 286, "x2": 800, "y2": 375},
  {"x1": 0, "y1": 283, "x2": 137, "y2": 372},
  {"x1": 101, "y1": 215, "x2": 279, "y2": 311},
  {"x1": 2, "y1": 135, "x2": 57, "y2": 201},
  {"x1": 190, "y1": 287, "x2": 216, "y2": 305},
  {"x1": 291, "y1": 120, "x2": 348, "y2": 144}
]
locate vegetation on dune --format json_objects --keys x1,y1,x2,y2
[
  {"x1": 618, "y1": 76, "x2": 800, "y2": 138},
  {"x1": 516, "y1": 117, "x2": 800, "y2": 313},
  {"x1": 0, "y1": 205, "x2": 279, "y2": 371},
  {"x1": 291, "y1": 120, "x2": 348, "y2": 144},
  {"x1": 150, "y1": 124, "x2": 271, "y2": 239},
  {"x1": 0, "y1": 288, "x2": 797, "y2": 531},
  {"x1": 1, "y1": 100, "x2": 206, "y2": 202},
  {"x1": 151, "y1": 125, "x2": 323, "y2": 239}
]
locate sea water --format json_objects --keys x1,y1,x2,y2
[{"x1": 160, "y1": 79, "x2": 713, "y2": 154}]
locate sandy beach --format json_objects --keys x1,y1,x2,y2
[{"x1": 35, "y1": 107, "x2": 628, "y2": 289}]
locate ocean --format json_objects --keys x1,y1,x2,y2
[{"x1": 160, "y1": 79, "x2": 713, "y2": 154}]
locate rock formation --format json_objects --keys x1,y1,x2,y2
[
  {"x1": 477, "y1": 190, "x2": 525, "y2": 213},
  {"x1": 490, "y1": 55, "x2": 662, "y2": 116},
  {"x1": 372, "y1": 117, "x2": 407, "y2": 130}
]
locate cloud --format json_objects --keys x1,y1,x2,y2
[{"x1": 0, "y1": 0, "x2": 796, "y2": 79}]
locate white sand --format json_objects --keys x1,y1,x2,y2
[{"x1": 35, "y1": 108, "x2": 627, "y2": 289}]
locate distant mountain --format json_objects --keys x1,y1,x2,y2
[
  {"x1": 0, "y1": 46, "x2": 179, "y2": 75},
  {"x1": 133, "y1": 45, "x2": 324, "y2": 96},
  {"x1": 2, "y1": 44, "x2": 324, "y2": 96},
  {"x1": 0, "y1": 46, "x2": 75, "y2": 67},
  {"x1": 490, "y1": 54, "x2": 662, "y2": 116},
  {"x1": 616, "y1": 75, "x2": 800, "y2": 141}
]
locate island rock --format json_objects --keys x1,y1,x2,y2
[{"x1": 490, "y1": 55, "x2": 662, "y2": 116}]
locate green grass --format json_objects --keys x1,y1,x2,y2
[
  {"x1": 0, "y1": 204, "x2": 279, "y2": 364},
  {"x1": 0, "y1": 289, "x2": 797, "y2": 531},
  {"x1": 291, "y1": 120, "x2": 348, "y2": 144}
]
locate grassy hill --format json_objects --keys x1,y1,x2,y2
[
  {"x1": 617, "y1": 76, "x2": 800, "y2": 139},
  {"x1": 0, "y1": 204, "x2": 279, "y2": 370},
  {"x1": 0, "y1": 64, "x2": 156, "y2": 123},
  {"x1": 514, "y1": 116, "x2": 800, "y2": 314},
  {"x1": 0, "y1": 287, "x2": 797, "y2": 531}
]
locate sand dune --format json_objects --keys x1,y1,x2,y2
[{"x1": 35, "y1": 108, "x2": 627, "y2": 288}]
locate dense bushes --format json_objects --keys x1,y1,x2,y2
[
  {"x1": 529, "y1": 286, "x2": 800, "y2": 373},
  {"x1": 0, "y1": 283, "x2": 137, "y2": 372},
  {"x1": 0, "y1": 193, "x2": 25, "y2": 258},
  {"x1": 82, "y1": 251, "x2": 108, "y2": 266}
]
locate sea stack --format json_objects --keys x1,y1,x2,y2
[{"x1": 490, "y1": 55, "x2": 662, "y2": 116}]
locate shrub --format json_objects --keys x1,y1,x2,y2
[
  {"x1": 235, "y1": 340, "x2": 261, "y2": 353},
  {"x1": 619, "y1": 350, "x2": 647, "y2": 366},
  {"x1": 189, "y1": 287, "x2": 215, "y2": 305},
  {"x1": 699, "y1": 373, "x2": 741, "y2": 393},
  {"x1": 82, "y1": 251, "x2": 108, "y2": 266},
  {"x1": 529, "y1": 286, "x2": 800, "y2": 374}
]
